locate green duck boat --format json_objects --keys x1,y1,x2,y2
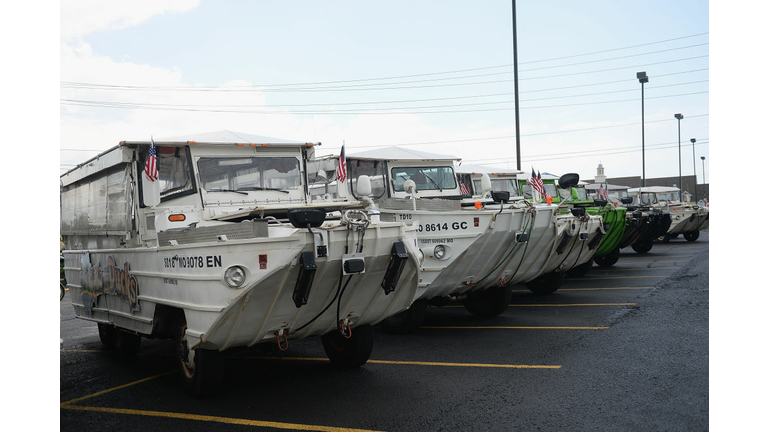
[{"x1": 517, "y1": 173, "x2": 627, "y2": 274}]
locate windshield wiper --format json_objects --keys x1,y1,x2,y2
[
  {"x1": 206, "y1": 188, "x2": 248, "y2": 195},
  {"x1": 237, "y1": 186, "x2": 290, "y2": 194},
  {"x1": 423, "y1": 174, "x2": 442, "y2": 192}
]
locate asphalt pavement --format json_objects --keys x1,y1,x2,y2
[{"x1": 60, "y1": 231, "x2": 709, "y2": 431}]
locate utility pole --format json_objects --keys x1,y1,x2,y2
[{"x1": 512, "y1": 0, "x2": 521, "y2": 171}]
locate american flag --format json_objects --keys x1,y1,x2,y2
[
  {"x1": 460, "y1": 182, "x2": 470, "y2": 196},
  {"x1": 531, "y1": 167, "x2": 545, "y2": 197},
  {"x1": 597, "y1": 183, "x2": 609, "y2": 199},
  {"x1": 336, "y1": 144, "x2": 347, "y2": 183},
  {"x1": 144, "y1": 137, "x2": 158, "y2": 182}
]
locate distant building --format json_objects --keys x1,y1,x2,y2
[
  {"x1": 594, "y1": 163, "x2": 607, "y2": 185},
  {"x1": 583, "y1": 163, "x2": 709, "y2": 201}
]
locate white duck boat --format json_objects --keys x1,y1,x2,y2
[
  {"x1": 322, "y1": 148, "x2": 572, "y2": 333},
  {"x1": 60, "y1": 131, "x2": 422, "y2": 396},
  {"x1": 627, "y1": 186, "x2": 705, "y2": 242}
]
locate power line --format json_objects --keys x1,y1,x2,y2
[
  {"x1": 466, "y1": 140, "x2": 710, "y2": 165},
  {"x1": 59, "y1": 37, "x2": 709, "y2": 93},
  {"x1": 520, "y1": 32, "x2": 708, "y2": 65},
  {"x1": 59, "y1": 79, "x2": 708, "y2": 110},
  {"x1": 61, "y1": 88, "x2": 708, "y2": 115}
]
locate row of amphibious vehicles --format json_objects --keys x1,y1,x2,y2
[{"x1": 60, "y1": 131, "x2": 708, "y2": 397}]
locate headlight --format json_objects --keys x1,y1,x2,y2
[
  {"x1": 224, "y1": 266, "x2": 246, "y2": 288},
  {"x1": 434, "y1": 245, "x2": 446, "y2": 260}
]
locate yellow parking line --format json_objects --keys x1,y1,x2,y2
[
  {"x1": 61, "y1": 371, "x2": 175, "y2": 406},
  {"x1": 61, "y1": 405, "x2": 384, "y2": 432},
  {"x1": 594, "y1": 267, "x2": 679, "y2": 271},
  {"x1": 508, "y1": 303, "x2": 636, "y2": 307},
  {"x1": 236, "y1": 356, "x2": 559, "y2": 369},
  {"x1": 511, "y1": 286, "x2": 653, "y2": 292},
  {"x1": 622, "y1": 254, "x2": 695, "y2": 258},
  {"x1": 420, "y1": 326, "x2": 609, "y2": 330},
  {"x1": 558, "y1": 287, "x2": 654, "y2": 291},
  {"x1": 568, "y1": 275, "x2": 666, "y2": 281}
]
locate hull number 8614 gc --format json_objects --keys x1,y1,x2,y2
[{"x1": 418, "y1": 221, "x2": 468, "y2": 232}]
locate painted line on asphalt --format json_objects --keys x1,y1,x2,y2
[
  {"x1": 557, "y1": 286, "x2": 654, "y2": 291},
  {"x1": 60, "y1": 371, "x2": 175, "y2": 406},
  {"x1": 235, "y1": 356, "x2": 560, "y2": 369},
  {"x1": 567, "y1": 275, "x2": 667, "y2": 281},
  {"x1": 511, "y1": 286, "x2": 653, "y2": 293},
  {"x1": 60, "y1": 349, "x2": 112, "y2": 353},
  {"x1": 620, "y1": 254, "x2": 695, "y2": 259},
  {"x1": 420, "y1": 326, "x2": 609, "y2": 330},
  {"x1": 592, "y1": 267, "x2": 679, "y2": 271},
  {"x1": 508, "y1": 303, "x2": 637, "y2": 307},
  {"x1": 444, "y1": 302, "x2": 637, "y2": 308},
  {"x1": 61, "y1": 405, "x2": 385, "y2": 432}
]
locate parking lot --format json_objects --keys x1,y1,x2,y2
[{"x1": 60, "y1": 231, "x2": 708, "y2": 431}]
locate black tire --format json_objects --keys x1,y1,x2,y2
[
  {"x1": 322, "y1": 324, "x2": 375, "y2": 369},
  {"x1": 60, "y1": 283, "x2": 65, "y2": 301},
  {"x1": 98, "y1": 323, "x2": 117, "y2": 350},
  {"x1": 683, "y1": 230, "x2": 700, "y2": 242},
  {"x1": 631, "y1": 241, "x2": 653, "y2": 254},
  {"x1": 594, "y1": 247, "x2": 620, "y2": 267},
  {"x1": 463, "y1": 285, "x2": 512, "y2": 318},
  {"x1": 114, "y1": 330, "x2": 141, "y2": 356},
  {"x1": 566, "y1": 259, "x2": 593, "y2": 277},
  {"x1": 178, "y1": 325, "x2": 224, "y2": 398},
  {"x1": 526, "y1": 271, "x2": 565, "y2": 295},
  {"x1": 379, "y1": 299, "x2": 427, "y2": 334}
]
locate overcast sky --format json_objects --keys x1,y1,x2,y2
[
  {"x1": 1, "y1": 1, "x2": 765, "y2": 427},
  {"x1": 58, "y1": 0, "x2": 711, "y2": 185}
]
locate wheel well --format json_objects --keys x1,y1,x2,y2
[{"x1": 152, "y1": 304, "x2": 187, "y2": 340}]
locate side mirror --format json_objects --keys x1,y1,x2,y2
[
  {"x1": 287, "y1": 208, "x2": 326, "y2": 228},
  {"x1": 481, "y1": 173, "x2": 492, "y2": 195},
  {"x1": 558, "y1": 173, "x2": 580, "y2": 189},
  {"x1": 593, "y1": 199, "x2": 607, "y2": 207},
  {"x1": 491, "y1": 191, "x2": 510, "y2": 203},
  {"x1": 403, "y1": 179, "x2": 417, "y2": 195},
  {"x1": 357, "y1": 175, "x2": 371, "y2": 197},
  {"x1": 621, "y1": 197, "x2": 633, "y2": 205}
]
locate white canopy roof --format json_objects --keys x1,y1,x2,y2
[
  {"x1": 584, "y1": 183, "x2": 630, "y2": 191},
  {"x1": 347, "y1": 146, "x2": 460, "y2": 162},
  {"x1": 455, "y1": 163, "x2": 523, "y2": 175},
  {"x1": 128, "y1": 130, "x2": 312, "y2": 145},
  {"x1": 627, "y1": 186, "x2": 680, "y2": 193},
  {"x1": 517, "y1": 170, "x2": 561, "y2": 180}
]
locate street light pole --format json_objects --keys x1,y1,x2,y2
[
  {"x1": 637, "y1": 72, "x2": 649, "y2": 187},
  {"x1": 701, "y1": 156, "x2": 706, "y2": 201},
  {"x1": 675, "y1": 113, "x2": 683, "y2": 200},
  {"x1": 691, "y1": 138, "x2": 697, "y2": 202},
  {"x1": 512, "y1": 0, "x2": 521, "y2": 171}
]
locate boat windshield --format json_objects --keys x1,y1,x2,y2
[
  {"x1": 472, "y1": 178, "x2": 520, "y2": 196},
  {"x1": 638, "y1": 192, "x2": 658, "y2": 205},
  {"x1": 544, "y1": 183, "x2": 558, "y2": 198},
  {"x1": 391, "y1": 166, "x2": 457, "y2": 191},
  {"x1": 572, "y1": 187, "x2": 587, "y2": 201},
  {"x1": 608, "y1": 190, "x2": 628, "y2": 201},
  {"x1": 197, "y1": 157, "x2": 301, "y2": 192},
  {"x1": 520, "y1": 182, "x2": 557, "y2": 199},
  {"x1": 656, "y1": 192, "x2": 679, "y2": 202}
]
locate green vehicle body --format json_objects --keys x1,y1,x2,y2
[{"x1": 518, "y1": 179, "x2": 627, "y2": 258}]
